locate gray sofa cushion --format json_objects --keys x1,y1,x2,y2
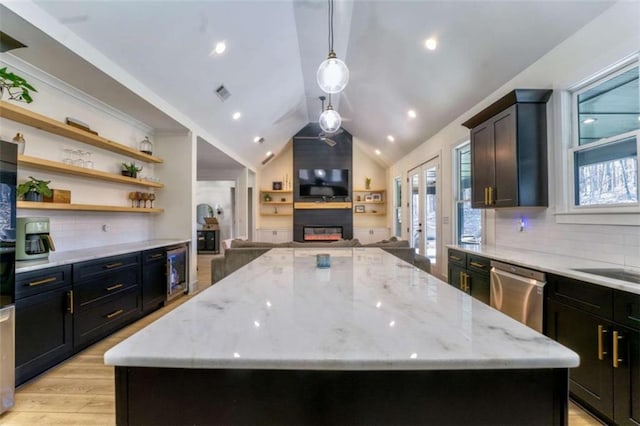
[
  {"x1": 290, "y1": 239, "x2": 361, "y2": 248},
  {"x1": 230, "y1": 239, "x2": 292, "y2": 248}
]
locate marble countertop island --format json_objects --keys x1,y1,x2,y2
[{"x1": 105, "y1": 247, "x2": 577, "y2": 370}]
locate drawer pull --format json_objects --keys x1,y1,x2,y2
[
  {"x1": 67, "y1": 290, "x2": 74, "y2": 314},
  {"x1": 613, "y1": 331, "x2": 623, "y2": 368},
  {"x1": 106, "y1": 309, "x2": 124, "y2": 320},
  {"x1": 597, "y1": 325, "x2": 608, "y2": 360},
  {"x1": 488, "y1": 186, "x2": 494, "y2": 206},
  {"x1": 106, "y1": 283, "x2": 124, "y2": 292},
  {"x1": 149, "y1": 253, "x2": 164, "y2": 259},
  {"x1": 27, "y1": 277, "x2": 57, "y2": 287},
  {"x1": 469, "y1": 261, "x2": 486, "y2": 269},
  {"x1": 450, "y1": 255, "x2": 462, "y2": 261},
  {"x1": 104, "y1": 262, "x2": 123, "y2": 269}
]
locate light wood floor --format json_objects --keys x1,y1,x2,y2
[{"x1": 1, "y1": 254, "x2": 604, "y2": 425}]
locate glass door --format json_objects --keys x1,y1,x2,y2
[{"x1": 409, "y1": 157, "x2": 440, "y2": 274}]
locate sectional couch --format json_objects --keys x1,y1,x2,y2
[{"x1": 210, "y1": 237, "x2": 431, "y2": 284}]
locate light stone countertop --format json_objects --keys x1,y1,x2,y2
[
  {"x1": 104, "y1": 247, "x2": 578, "y2": 370},
  {"x1": 448, "y1": 244, "x2": 640, "y2": 295},
  {"x1": 15, "y1": 239, "x2": 190, "y2": 274}
]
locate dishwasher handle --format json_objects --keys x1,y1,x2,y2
[{"x1": 490, "y1": 260, "x2": 546, "y2": 282}]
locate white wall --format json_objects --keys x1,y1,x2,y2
[
  {"x1": 352, "y1": 139, "x2": 388, "y2": 230},
  {"x1": 196, "y1": 180, "x2": 234, "y2": 240},
  {"x1": 390, "y1": 1, "x2": 640, "y2": 270},
  {"x1": 1, "y1": 55, "x2": 158, "y2": 252}
]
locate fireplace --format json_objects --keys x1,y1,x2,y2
[{"x1": 303, "y1": 226, "x2": 343, "y2": 242}]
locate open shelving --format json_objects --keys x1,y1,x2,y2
[
  {"x1": 18, "y1": 155, "x2": 164, "y2": 188},
  {"x1": 18, "y1": 201, "x2": 163, "y2": 213},
  {"x1": 0, "y1": 101, "x2": 163, "y2": 164}
]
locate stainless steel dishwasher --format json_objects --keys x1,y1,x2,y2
[{"x1": 490, "y1": 261, "x2": 546, "y2": 333}]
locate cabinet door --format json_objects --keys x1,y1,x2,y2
[
  {"x1": 547, "y1": 300, "x2": 614, "y2": 421},
  {"x1": 15, "y1": 286, "x2": 73, "y2": 385},
  {"x1": 142, "y1": 249, "x2": 166, "y2": 313},
  {"x1": 448, "y1": 264, "x2": 466, "y2": 291},
  {"x1": 370, "y1": 228, "x2": 389, "y2": 243},
  {"x1": 613, "y1": 325, "x2": 640, "y2": 426},
  {"x1": 273, "y1": 229, "x2": 292, "y2": 244},
  {"x1": 257, "y1": 229, "x2": 274, "y2": 243},
  {"x1": 470, "y1": 122, "x2": 494, "y2": 208},
  {"x1": 468, "y1": 271, "x2": 490, "y2": 305},
  {"x1": 492, "y1": 105, "x2": 518, "y2": 207}
]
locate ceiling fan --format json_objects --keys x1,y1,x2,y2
[{"x1": 295, "y1": 96, "x2": 344, "y2": 147}]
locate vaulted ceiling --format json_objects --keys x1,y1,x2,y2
[{"x1": 3, "y1": 0, "x2": 616, "y2": 171}]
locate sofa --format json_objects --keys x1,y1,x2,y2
[{"x1": 211, "y1": 237, "x2": 431, "y2": 284}]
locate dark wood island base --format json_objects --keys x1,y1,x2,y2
[{"x1": 115, "y1": 366, "x2": 569, "y2": 425}]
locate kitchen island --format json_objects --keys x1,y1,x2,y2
[{"x1": 105, "y1": 248, "x2": 578, "y2": 425}]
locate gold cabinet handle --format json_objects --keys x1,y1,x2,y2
[
  {"x1": 597, "y1": 325, "x2": 608, "y2": 360},
  {"x1": 104, "y1": 262, "x2": 123, "y2": 269},
  {"x1": 469, "y1": 261, "x2": 485, "y2": 269},
  {"x1": 459, "y1": 273, "x2": 464, "y2": 289},
  {"x1": 67, "y1": 290, "x2": 74, "y2": 314},
  {"x1": 27, "y1": 276, "x2": 57, "y2": 287},
  {"x1": 613, "y1": 331, "x2": 623, "y2": 368},
  {"x1": 149, "y1": 253, "x2": 163, "y2": 259},
  {"x1": 488, "y1": 186, "x2": 493, "y2": 205},
  {"x1": 484, "y1": 187, "x2": 488, "y2": 205},
  {"x1": 106, "y1": 283, "x2": 124, "y2": 292},
  {"x1": 450, "y1": 255, "x2": 462, "y2": 261},
  {"x1": 106, "y1": 309, "x2": 124, "y2": 320},
  {"x1": 464, "y1": 274, "x2": 470, "y2": 293}
]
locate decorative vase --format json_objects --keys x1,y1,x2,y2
[
  {"x1": 24, "y1": 190, "x2": 42, "y2": 202},
  {"x1": 365, "y1": 179, "x2": 371, "y2": 190},
  {"x1": 12, "y1": 132, "x2": 25, "y2": 155},
  {"x1": 139, "y1": 136, "x2": 153, "y2": 155},
  {"x1": 121, "y1": 170, "x2": 132, "y2": 177}
]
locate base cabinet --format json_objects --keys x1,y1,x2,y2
[
  {"x1": 14, "y1": 266, "x2": 73, "y2": 386},
  {"x1": 547, "y1": 274, "x2": 640, "y2": 425},
  {"x1": 141, "y1": 248, "x2": 166, "y2": 314},
  {"x1": 447, "y1": 249, "x2": 490, "y2": 305},
  {"x1": 353, "y1": 228, "x2": 389, "y2": 245},
  {"x1": 257, "y1": 229, "x2": 292, "y2": 243}
]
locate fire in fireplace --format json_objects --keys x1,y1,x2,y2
[{"x1": 303, "y1": 226, "x2": 343, "y2": 241}]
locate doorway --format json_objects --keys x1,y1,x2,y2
[{"x1": 408, "y1": 157, "x2": 441, "y2": 275}]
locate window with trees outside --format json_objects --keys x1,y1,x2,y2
[
  {"x1": 571, "y1": 62, "x2": 639, "y2": 207},
  {"x1": 455, "y1": 142, "x2": 481, "y2": 244}
]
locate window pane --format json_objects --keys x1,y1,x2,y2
[
  {"x1": 458, "y1": 144, "x2": 472, "y2": 200},
  {"x1": 577, "y1": 66, "x2": 639, "y2": 145},
  {"x1": 457, "y1": 201, "x2": 482, "y2": 244},
  {"x1": 575, "y1": 137, "x2": 638, "y2": 206}
]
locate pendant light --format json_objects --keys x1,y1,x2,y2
[
  {"x1": 317, "y1": 0, "x2": 349, "y2": 94},
  {"x1": 319, "y1": 94, "x2": 342, "y2": 134}
]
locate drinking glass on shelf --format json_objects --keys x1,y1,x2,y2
[
  {"x1": 73, "y1": 149, "x2": 84, "y2": 167},
  {"x1": 141, "y1": 192, "x2": 149, "y2": 208},
  {"x1": 135, "y1": 192, "x2": 143, "y2": 208},
  {"x1": 148, "y1": 192, "x2": 156, "y2": 208},
  {"x1": 83, "y1": 151, "x2": 94, "y2": 169},
  {"x1": 128, "y1": 192, "x2": 137, "y2": 208},
  {"x1": 62, "y1": 147, "x2": 74, "y2": 165}
]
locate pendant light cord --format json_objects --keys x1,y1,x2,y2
[{"x1": 328, "y1": 0, "x2": 334, "y2": 53}]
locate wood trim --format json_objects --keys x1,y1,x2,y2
[
  {"x1": 0, "y1": 101, "x2": 163, "y2": 164},
  {"x1": 294, "y1": 202, "x2": 352, "y2": 209},
  {"x1": 262, "y1": 201, "x2": 292, "y2": 205},
  {"x1": 18, "y1": 201, "x2": 163, "y2": 213},
  {"x1": 461, "y1": 89, "x2": 552, "y2": 129},
  {"x1": 260, "y1": 189, "x2": 293, "y2": 193},
  {"x1": 260, "y1": 213, "x2": 293, "y2": 217},
  {"x1": 18, "y1": 155, "x2": 164, "y2": 188}
]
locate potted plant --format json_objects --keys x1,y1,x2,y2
[
  {"x1": 365, "y1": 177, "x2": 371, "y2": 190},
  {"x1": 121, "y1": 162, "x2": 143, "y2": 178},
  {"x1": 0, "y1": 67, "x2": 37, "y2": 103},
  {"x1": 17, "y1": 176, "x2": 52, "y2": 202}
]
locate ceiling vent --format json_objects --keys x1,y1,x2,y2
[{"x1": 215, "y1": 85, "x2": 231, "y2": 101}]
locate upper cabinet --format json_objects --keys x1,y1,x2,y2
[{"x1": 462, "y1": 89, "x2": 552, "y2": 209}]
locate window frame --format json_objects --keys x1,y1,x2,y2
[
  {"x1": 560, "y1": 56, "x2": 640, "y2": 220},
  {"x1": 453, "y1": 140, "x2": 483, "y2": 245}
]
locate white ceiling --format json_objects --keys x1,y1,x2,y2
[{"x1": 5, "y1": 0, "x2": 616, "y2": 171}]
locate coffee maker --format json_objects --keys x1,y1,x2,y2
[{"x1": 16, "y1": 217, "x2": 56, "y2": 261}]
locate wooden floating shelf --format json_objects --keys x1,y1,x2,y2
[
  {"x1": 356, "y1": 201, "x2": 385, "y2": 204},
  {"x1": 1, "y1": 101, "x2": 163, "y2": 164},
  {"x1": 18, "y1": 201, "x2": 163, "y2": 213},
  {"x1": 294, "y1": 202, "x2": 352, "y2": 209},
  {"x1": 261, "y1": 213, "x2": 293, "y2": 217},
  {"x1": 354, "y1": 188, "x2": 386, "y2": 192},
  {"x1": 355, "y1": 212, "x2": 386, "y2": 216},
  {"x1": 261, "y1": 189, "x2": 292, "y2": 193},
  {"x1": 262, "y1": 201, "x2": 292, "y2": 205},
  {"x1": 18, "y1": 155, "x2": 164, "y2": 188}
]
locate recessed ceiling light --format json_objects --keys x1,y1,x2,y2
[
  {"x1": 253, "y1": 136, "x2": 261, "y2": 143},
  {"x1": 375, "y1": 149, "x2": 381, "y2": 155},
  {"x1": 210, "y1": 41, "x2": 226, "y2": 56},
  {"x1": 582, "y1": 118, "x2": 597, "y2": 124},
  {"x1": 266, "y1": 151, "x2": 272, "y2": 157},
  {"x1": 232, "y1": 112, "x2": 241, "y2": 120},
  {"x1": 424, "y1": 38, "x2": 437, "y2": 50},
  {"x1": 387, "y1": 135, "x2": 395, "y2": 143},
  {"x1": 407, "y1": 109, "x2": 417, "y2": 119}
]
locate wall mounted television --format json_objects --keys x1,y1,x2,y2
[{"x1": 298, "y1": 168, "x2": 349, "y2": 198}]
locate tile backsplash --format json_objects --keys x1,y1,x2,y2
[
  {"x1": 18, "y1": 210, "x2": 154, "y2": 252},
  {"x1": 494, "y1": 209, "x2": 640, "y2": 268}
]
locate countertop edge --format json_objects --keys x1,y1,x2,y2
[
  {"x1": 16, "y1": 238, "x2": 191, "y2": 273},
  {"x1": 447, "y1": 244, "x2": 640, "y2": 295}
]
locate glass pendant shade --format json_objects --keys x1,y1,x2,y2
[
  {"x1": 318, "y1": 107, "x2": 342, "y2": 133},
  {"x1": 317, "y1": 54, "x2": 349, "y2": 94}
]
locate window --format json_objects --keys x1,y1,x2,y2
[
  {"x1": 571, "y1": 62, "x2": 639, "y2": 208},
  {"x1": 393, "y1": 176, "x2": 402, "y2": 237},
  {"x1": 455, "y1": 142, "x2": 481, "y2": 244}
]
